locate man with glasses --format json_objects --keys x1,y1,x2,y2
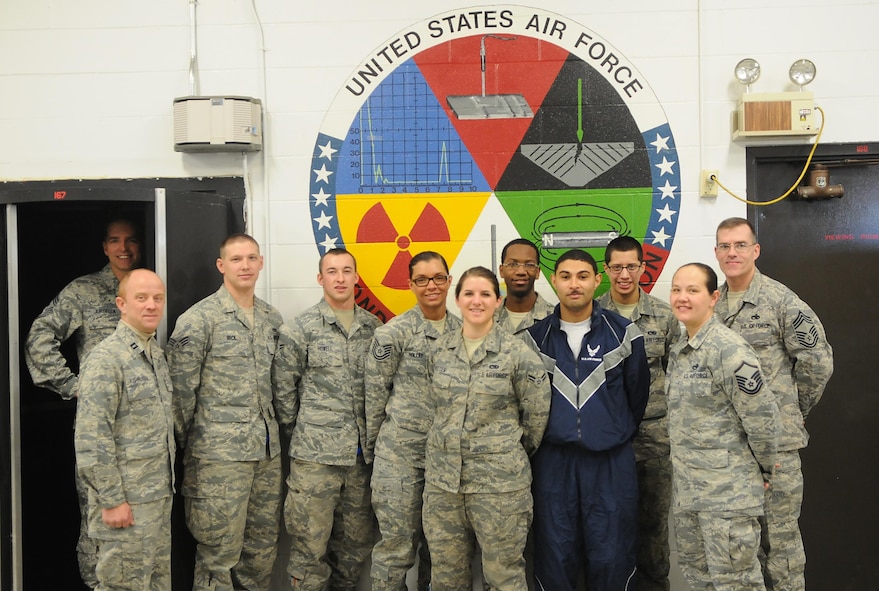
[
  {"x1": 496, "y1": 238, "x2": 555, "y2": 334},
  {"x1": 365, "y1": 251, "x2": 462, "y2": 591},
  {"x1": 598, "y1": 236, "x2": 679, "y2": 591},
  {"x1": 714, "y1": 217, "x2": 833, "y2": 591}
]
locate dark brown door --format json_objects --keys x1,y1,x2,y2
[{"x1": 748, "y1": 142, "x2": 879, "y2": 590}]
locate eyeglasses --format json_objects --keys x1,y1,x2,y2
[
  {"x1": 503, "y1": 261, "x2": 540, "y2": 271},
  {"x1": 606, "y1": 263, "x2": 643, "y2": 274},
  {"x1": 411, "y1": 274, "x2": 449, "y2": 287},
  {"x1": 716, "y1": 242, "x2": 756, "y2": 253}
]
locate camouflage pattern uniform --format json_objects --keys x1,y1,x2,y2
[
  {"x1": 423, "y1": 324, "x2": 550, "y2": 591},
  {"x1": 599, "y1": 288, "x2": 680, "y2": 591},
  {"x1": 167, "y1": 285, "x2": 284, "y2": 591},
  {"x1": 667, "y1": 315, "x2": 780, "y2": 591},
  {"x1": 273, "y1": 299, "x2": 382, "y2": 591},
  {"x1": 25, "y1": 263, "x2": 121, "y2": 588},
  {"x1": 716, "y1": 270, "x2": 833, "y2": 591},
  {"x1": 364, "y1": 306, "x2": 462, "y2": 591},
  {"x1": 74, "y1": 321, "x2": 176, "y2": 591},
  {"x1": 494, "y1": 292, "x2": 555, "y2": 334}
]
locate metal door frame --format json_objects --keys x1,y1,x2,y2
[{"x1": 2, "y1": 189, "x2": 164, "y2": 591}]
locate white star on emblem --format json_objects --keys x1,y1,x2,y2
[
  {"x1": 651, "y1": 227, "x2": 672, "y2": 247},
  {"x1": 313, "y1": 164, "x2": 333, "y2": 184},
  {"x1": 312, "y1": 188, "x2": 331, "y2": 207},
  {"x1": 319, "y1": 234, "x2": 338, "y2": 252},
  {"x1": 656, "y1": 204, "x2": 677, "y2": 223},
  {"x1": 317, "y1": 140, "x2": 338, "y2": 161},
  {"x1": 313, "y1": 211, "x2": 334, "y2": 230},
  {"x1": 655, "y1": 156, "x2": 676, "y2": 176},
  {"x1": 649, "y1": 133, "x2": 670, "y2": 153},
  {"x1": 658, "y1": 180, "x2": 678, "y2": 200}
]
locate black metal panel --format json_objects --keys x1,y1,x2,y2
[
  {"x1": 0, "y1": 206, "x2": 11, "y2": 591},
  {"x1": 164, "y1": 190, "x2": 246, "y2": 327},
  {"x1": 747, "y1": 142, "x2": 879, "y2": 590},
  {"x1": 163, "y1": 189, "x2": 245, "y2": 591}
]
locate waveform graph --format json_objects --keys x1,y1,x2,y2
[{"x1": 335, "y1": 59, "x2": 491, "y2": 196}]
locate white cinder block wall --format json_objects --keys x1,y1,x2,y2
[
  {"x1": 2, "y1": 0, "x2": 876, "y2": 317},
  {"x1": 2, "y1": 1, "x2": 877, "y2": 589}
]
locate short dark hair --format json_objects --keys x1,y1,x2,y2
[
  {"x1": 219, "y1": 233, "x2": 259, "y2": 258},
  {"x1": 455, "y1": 266, "x2": 500, "y2": 298},
  {"x1": 716, "y1": 217, "x2": 756, "y2": 243},
  {"x1": 103, "y1": 217, "x2": 139, "y2": 242},
  {"x1": 677, "y1": 262, "x2": 718, "y2": 293},
  {"x1": 319, "y1": 247, "x2": 357, "y2": 273},
  {"x1": 554, "y1": 249, "x2": 598, "y2": 273},
  {"x1": 604, "y1": 235, "x2": 643, "y2": 263},
  {"x1": 501, "y1": 238, "x2": 539, "y2": 263},
  {"x1": 409, "y1": 251, "x2": 449, "y2": 278}
]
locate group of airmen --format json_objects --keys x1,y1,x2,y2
[{"x1": 24, "y1": 214, "x2": 832, "y2": 591}]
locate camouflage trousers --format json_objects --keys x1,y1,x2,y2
[
  {"x1": 759, "y1": 449, "x2": 805, "y2": 591},
  {"x1": 75, "y1": 461, "x2": 99, "y2": 588},
  {"x1": 636, "y1": 455, "x2": 672, "y2": 591},
  {"x1": 88, "y1": 495, "x2": 172, "y2": 591},
  {"x1": 674, "y1": 510, "x2": 765, "y2": 591},
  {"x1": 284, "y1": 458, "x2": 374, "y2": 591},
  {"x1": 370, "y1": 455, "x2": 431, "y2": 591},
  {"x1": 423, "y1": 483, "x2": 531, "y2": 591},
  {"x1": 183, "y1": 455, "x2": 282, "y2": 591}
]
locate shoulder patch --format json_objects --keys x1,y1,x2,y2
[
  {"x1": 167, "y1": 336, "x2": 190, "y2": 349},
  {"x1": 792, "y1": 311, "x2": 819, "y2": 349},
  {"x1": 734, "y1": 361, "x2": 763, "y2": 395},
  {"x1": 371, "y1": 340, "x2": 392, "y2": 361},
  {"x1": 527, "y1": 370, "x2": 547, "y2": 386}
]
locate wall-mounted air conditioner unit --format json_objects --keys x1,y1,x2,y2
[
  {"x1": 733, "y1": 91, "x2": 817, "y2": 140},
  {"x1": 173, "y1": 96, "x2": 262, "y2": 152}
]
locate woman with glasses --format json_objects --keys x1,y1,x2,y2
[
  {"x1": 422, "y1": 266, "x2": 550, "y2": 591},
  {"x1": 364, "y1": 251, "x2": 461, "y2": 591}
]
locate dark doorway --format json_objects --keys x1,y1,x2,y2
[
  {"x1": 1, "y1": 178, "x2": 245, "y2": 591},
  {"x1": 747, "y1": 142, "x2": 879, "y2": 590}
]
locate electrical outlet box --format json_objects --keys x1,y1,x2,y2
[{"x1": 700, "y1": 170, "x2": 718, "y2": 198}]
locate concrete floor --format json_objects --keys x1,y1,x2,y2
[{"x1": 273, "y1": 515, "x2": 690, "y2": 590}]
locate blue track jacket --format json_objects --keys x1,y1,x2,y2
[{"x1": 526, "y1": 302, "x2": 649, "y2": 452}]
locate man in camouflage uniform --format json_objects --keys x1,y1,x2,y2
[
  {"x1": 74, "y1": 269, "x2": 175, "y2": 591},
  {"x1": 364, "y1": 251, "x2": 461, "y2": 591},
  {"x1": 714, "y1": 217, "x2": 833, "y2": 591},
  {"x1": 26, "y1": 217, "x2": 141, "y2": 589},
  {"x1": 495, "y1": 238, "x2": 555, "y2": 334},
  {"x1": 274, "y1": 248, "x2": 382, "y2": 591},
  {"x1": 423, "y1": 266, "x2": 550, "y2": 591},
  {"x1": 667, "y1": 262, "x2": 780, "y2": 591},
  {"x1": 597, "y1": 236, "x2": 680, "y2": 591},
  {"x1": 167, "y1": 233, "x2": 284, "y2": 591}
]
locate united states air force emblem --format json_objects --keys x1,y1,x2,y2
[{"x1": 310, "y1": 6, "x2": 681, "y2": 321}]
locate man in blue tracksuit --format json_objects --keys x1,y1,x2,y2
[{"x1": 526, "y1": 249, "x2": 649, "y2": 591}]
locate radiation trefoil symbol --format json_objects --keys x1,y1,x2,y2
[{"x1": 357, "y1": 203, "x2": 450, "y2": 290}]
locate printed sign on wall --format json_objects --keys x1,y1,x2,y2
[{"x1": 310, "y1": 6, "x2": 680, "y2": 320}]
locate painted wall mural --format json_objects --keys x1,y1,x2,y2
[{"x1": 309, "y1": 6, "x2": 680, "y2": 321}]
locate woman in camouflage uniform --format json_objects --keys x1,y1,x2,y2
[
  {"x1": 667, "y1": 263, "x2": 780, "y2": 591},
  {"x1": 422, "y1": 266, "x2": 550, "y2": 591}
]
